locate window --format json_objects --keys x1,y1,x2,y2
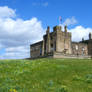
[
  {"x1": 75, "y1": 45, "x2": 78, "y2": 50},
  {"x1": 55, "y1": 42, "x2": 56, "y2": 51},
  {"x1": 82, "y1": 47, "x2": 85, "y2": 51},
  {"x1": 40, "y1": 48, "x2": 42, "y2": 55},
  {"x1": 51, "y1": 44, "x2": 53, "y2": 51},
  {"x1": 51, "y1": 44, "x2": 53, "y2": 48}
]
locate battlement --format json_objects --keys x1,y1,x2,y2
[{"x1": 53, "y1": 26, "x2": 62, "y2": 32}]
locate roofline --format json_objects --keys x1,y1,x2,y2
[{"x1": 30, "y1": 41, "x2": 43, "y2": 46}]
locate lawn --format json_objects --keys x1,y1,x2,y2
[{"x1": 0, "y1": 58, "x2": 92, "y2": 92}]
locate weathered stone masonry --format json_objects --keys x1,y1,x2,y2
[{"x1": 30, "y1": 25, "x2": 92, "y2": 59}]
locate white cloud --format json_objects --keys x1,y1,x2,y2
[
  {"x1": 1, "y1": 46, "x2": 30, "y2": 59},
  {"x1": 0, "y1": 6, "x2": 92, "y2": 59},
  {"x1": 69, "y1": 26, "x2": 92, "y2": 41},
  {"x1": 0, "y1": 17, "x2": 44, "y2": 47},
  {"x1": 63, "y1": 17, "x2": 77, "y2": 26},
  {"x1": 0, "y1": 6, "x2": 16, "y2": 18},
  {"x1": 0, "y1": 6, "x2": 44, "y2": 59},
  {"x1": 62, "y1": 17, "x2": 92, "y2": 41}
]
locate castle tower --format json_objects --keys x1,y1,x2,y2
[
  {"x1": 53, "y1": 26, "x2": 62, "y2": 52},
  {"x1": 46, "y1": 26, "x2": 51, "y2": 53},
  {"x1": 53, "y1": 25, "x2": 72, "y2": 54},
  {"x1": 64, "y1": 25, "x2": 72, "y2": 54}
]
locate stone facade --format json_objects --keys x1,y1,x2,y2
[
  {"x1": 30, "y1": 25, "x2": 92, "y2": 58},
  {"x1": 72, "y1": 42, "x2": 88, "y2": 55},
  {"x1": 30, "y1": 41, "x2": 43, "y2": 58}
]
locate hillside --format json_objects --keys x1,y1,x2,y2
[{"x1": 0, "y1": 59, "x2": 92, "y2": 92}]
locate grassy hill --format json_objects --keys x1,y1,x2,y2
[{"x1": 0, "y1": 58, "x2": 92, "y2": 92}]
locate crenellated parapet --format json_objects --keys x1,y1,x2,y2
[{"x1": 53, "y1": 26, "x2": 62, "y2": 32}]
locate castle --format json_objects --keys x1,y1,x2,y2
[{"x1": 30, "y1": 25, "x2": 92, "y2": 59}]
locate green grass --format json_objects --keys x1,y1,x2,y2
[{"x1": 0, "y1": 58, "x2": 92, "y2": 92}]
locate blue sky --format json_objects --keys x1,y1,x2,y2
[
  {"x1": 0, "y1": 0, "x2": 92, "y2": 59},
  {"x1": 0, "y1": 0, "x2": 92, "y2": 28}
]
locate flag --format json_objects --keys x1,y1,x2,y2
[
  {"x1": 59, "y1": 16, "x2": 62, "y2": 22},
  {"x1": 59, "y1": 16, "x2": 62, "y2": 24}
]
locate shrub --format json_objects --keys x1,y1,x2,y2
[
  {"x1": 73, "y1": 75, "x2": 82, "y2": 81},
  {"x1": 48, "y1": 80, "x2": 54, "y2": 87},
  {"x1": 86, "y1": 74, "x2": 92, "y2": 79},
  {"x1": 85, "y1": 74, "x2": 92, "y2": 83},
  {"x1": 86, "y1": 79, "x2": 92, "y2": 83},
  {"x1": 58, "y1": 85, "x2": 68, "y2": 92}
]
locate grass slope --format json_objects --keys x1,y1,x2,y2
[{"x1": 0, "y1": 58, "x2": 92, "y2": 92}]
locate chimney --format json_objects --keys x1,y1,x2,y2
[{"x1": 53, "y1": 26, "x2": 62, "y2": 32}]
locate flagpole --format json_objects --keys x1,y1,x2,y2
[{"x1": 59, "y1": 16, "x2": 62, "y2": 26}]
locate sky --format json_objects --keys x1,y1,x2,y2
[{"x1": 0, "y1": 0, "x2": 92, "y2": 59}]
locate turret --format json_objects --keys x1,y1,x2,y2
[
  {"x1": 64, "y1": 25, "x2": 67, "y2": 33},
  {"x1": 89, "y1": 32, "x2": 92, "y2": 40},
  {"x1": 46, "y1": 26, "x2": 51, "y2": 53},
  {"x1": 82, "y1": 38, "x2": 84, "y2": 42},
  {"x1": 46, "y1": 26, "x2": 50, "y2": 34}
]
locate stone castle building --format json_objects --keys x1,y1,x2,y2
[{"x1": 30, "y1": 25, "x2": 92, "y2": 59}]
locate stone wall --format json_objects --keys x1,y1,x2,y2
[
  {"x1": 53, "y1": 26, "x2": 72, "y2": 54},
  {"x1": 30, "y1": 41, "x2": 43, "y2": 58},
  {"x1": 88, "y1": 40, "x2": 92, "y2": 55},
  {"x1": 53, "y1": 52, "x2": 91, "y2": 59},
  {"x1": 72, "y1": 42, "x2": 88, "y2": 55},
  {"x1": 30, "y1": 25, "x2": 92, "y2": 59},
  {"x1": 43, "y1": 29, "x2": 57, "y2": 55}
]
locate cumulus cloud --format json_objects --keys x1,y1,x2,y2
[
  {"x1": 69, "y1": 26, "x2": 92, "y2": 42},
  {"x1": 0, "y1": 18, "x2": 44, "y2": 46},
  {"x1": 0, "y1": 6, "x2": 44, "y2": 59},
  {"x1": 0, "y1": 6, "x2": 92, "y2": 59},
  {"x1": 0, "y1": 6, "x2": 16, "y2": 18},
  {"x1": 0, "y1": 46, "x2": 30, "y2": 59},
  {"x1": 63, "y1": 17, "x2": 77, "y2": 26},
  {"x1": 62, "y1": 17, "x2": 92, "y2": 41}
]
